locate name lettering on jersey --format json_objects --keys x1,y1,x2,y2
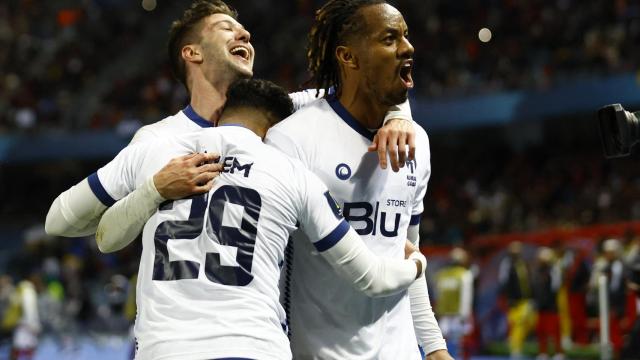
[
  {"x1": 343, "y1": 201, "x2": 400, "y2": 237},
  {"x1": 386, "y1": 199, "x2": 407, "y2": 208},
  {"x1": 406, "y1": 159, "x2": 417, "y2": 187},
  {"x1": 222, "y1": 156, "x2": 253, "y2": 177}
]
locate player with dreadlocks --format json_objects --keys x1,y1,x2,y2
[{"x1": 266, "y1": 1, "x2": 451, "y2": 359}]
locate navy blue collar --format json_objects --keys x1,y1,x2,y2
[
  {"x1": 327, "y1": 97, "x2": 376, "y2": 141},
  {"x1": 183, "y1": 105, "x2": 213, "y2": 128}
]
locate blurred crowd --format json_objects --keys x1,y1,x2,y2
[
  {"x1": 2, "y1": 0, "x2": 640, "y2": 132},
  {"x1": 421, "y1": 135, "x2": 640, "y2": 245},
  {"x1": 432, "y1": 236, "x2": 640, "y2": 359}
]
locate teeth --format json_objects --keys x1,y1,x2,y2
[{"x1": 230, "y1": 47, "x2": 248, "y2": 59}]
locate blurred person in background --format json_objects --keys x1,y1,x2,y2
[
  {"x1": 498, "y1": 241, "x2": 534, "y2": 359},
  {"x1": 532, "y1": 247, "x2": 563, "y2": 360},
  {"x1": 599, "y1": 239, "x2": 627, "y2": 356},
  {"x1": 1, "y1": 273, "x2": 41, "y2": 360},
  {"x1": 563, "y1": 247, "x2": 591, "y2": 346},
  {"x1": 435, "y1": 247, "x2": 474, "y2": 359},
  {"x1": 621, "y1": 261, "x2": 640, "y2": 359}
]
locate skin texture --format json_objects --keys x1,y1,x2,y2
[{"x1": 337, "y1": 4, "x2": 416, "y2": 172}]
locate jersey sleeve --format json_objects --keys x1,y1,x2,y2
[
  {"x1": 410, "y1": 128, "x2": 431, "y2": 226},
  {"x1": 88, "y1": 142, "x2": 150, "y2": 206},
  {"x1": 383, "y1": 98, "x2": 413, "y2": 123},
  {"x1": 295, "y1": 166, "x2": 349, "y2": 252}
]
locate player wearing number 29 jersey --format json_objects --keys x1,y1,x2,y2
[{"x1": 87, "y1": 79, "x2": 426, "y2": 360}]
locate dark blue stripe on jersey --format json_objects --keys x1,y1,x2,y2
[
  {"x1": 283, "y1": 239, "x2": 294, "y2": 338},
  {"x1": 410, "y1": 213, "x2": 422, "y2": 225},
  {"x1": 314, "y1": 220, "x2": 350, "y2": 252},
  {"x1": 183, "y1": 105, "x2": 213, "y2": 128},
  {"x1": 87, "y1": 172, "x2": 116, "y2": 207},
  {"x1": 327, "y1": 97, "x2": 376, "y2": 141}
]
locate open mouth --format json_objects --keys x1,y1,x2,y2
[
  {"x1": 399, "y1": 60, "x2": 414, "y2": 89},
  {"x1": 229, "y1": 46, "x2": 250, "y2": 62}
]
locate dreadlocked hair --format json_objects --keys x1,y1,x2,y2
[{"x1": 306, "y1": 0, "x2": 386, "y2": 97}]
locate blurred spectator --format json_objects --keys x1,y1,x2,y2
[
  {"x1": 564, "y1": 247, "x2": 592, "y2": 346},
  {"x1": 498, "y1": 241, "x2": 535, "y2": 359},
  {"x1": 1, "y1": 276, "x2": 41, "y2": 360},
  {"x1": 532, "y1": 247, "x2": 563, "y2": 360},
  {"x1": 435, "y1": 247, "x2": 474, "y2": 359},
  {"x1": 621, "y1": 261, "x2": 640, "y2": 359}
]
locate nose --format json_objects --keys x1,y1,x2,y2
[
  {"x1": 399, "y1": 36, "x2": 414, "y2": 58},
  {"x1": 237, "y1": 26, "x2": 251, "y2": 44}
]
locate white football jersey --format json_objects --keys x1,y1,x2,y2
[
  {"x1": 89, "y1": 126, "x2": 349, "y2": 360},
  {"x1": 266, "y1": 97, "x2": 431, "y2": 360},
  {"x1": 130, "y1": 91, "x2": 324, "y2": 144}
]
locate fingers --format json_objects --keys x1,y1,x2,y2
[
  {"x1": 367, "y1": 134, "x2": 379, "y2": 153},
  {"x1": 407, "y1": 132, "x2": 416, "y2": 162},
  {"x1": 386, "y1": 130, "x2": 400, "y2": 172},
  {"x1": 193, "y1": 170, "x2": 220, "y2": 189},
  {"x1": 187, "y1": 152, "x2": 220, "y2": 166},
  {"x1": 376, "y1": 133, "x2": 388, "y2": 170},
  {"x1": 397, "y1": 132, "x2": 407, "y2": 167}
]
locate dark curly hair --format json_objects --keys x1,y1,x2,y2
[
  {"x1": 223, "y1": 79, "x2": 294, "y2": 125},
  {"x1": 306, "y1": 0, "x2": 386, "y2": 97},
  {"x1": 168, "y1": 0, "x2": 238, "y2": 92}
]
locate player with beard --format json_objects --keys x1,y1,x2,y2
[
  {"x1": 265, "y1": 1, "x2": 451, "y2": 359},
  {"x1": 45, "y1": 0, "x2": 417, "y2": 238},
  {"x1": 86, "y1": 79, "x2": 428, "y2": 360}
]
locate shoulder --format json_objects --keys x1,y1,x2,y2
[
  {"x1": 270, "y1": 99, "x2": 331, "y2": 134},
  {"x1": 130, "y1": 112, "x2": 190, "y2": 144}
]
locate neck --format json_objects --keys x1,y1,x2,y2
[
  {"x1": 187, "y1": 71, "x2": 230, "y2": 125},
  {"x1": 217, "y1": 107, "x2": 270, "y2": 139},
  {"x1": 338, "y1": 84, "x2": 388, "y2": 129}
]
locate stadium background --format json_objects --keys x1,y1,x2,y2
[{"x1": 1, "y1": 0, "x2": 639, "y2": 358}]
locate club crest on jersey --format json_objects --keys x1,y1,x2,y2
[
  {"x1": 222, "y1": 156, "x2": 253, "y2": 177},
  {"x1": 335, "y1": 163, "x2": 351, "y2": 180},
  {"x1": 406, "y1": 159, "x2": 417, "y2": 187},
  {"x1": 324, "y1": 191, "x2": 343, "y2": 219}
]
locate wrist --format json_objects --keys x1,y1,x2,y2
[
  {"x1": 146, "y1": 177, "x2": 167, "y2": 204},
  {"x1": 408, "y1": 251, "x2": 427, "y2": 279}
]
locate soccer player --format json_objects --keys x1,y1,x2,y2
[
  {"x1": 89, "y1": 78, "x2": 428, "y2": 360},
  {"x1": 264, "y1": 1, "x2": 451, "y2": 359},
  {"x1": 45, "y1": 0, "x2": 418, "y2": 238}
]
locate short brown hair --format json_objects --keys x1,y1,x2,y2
[{"x1": 168, "y1": 0, "x2": 238, "y2": 91}]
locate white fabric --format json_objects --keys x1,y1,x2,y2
[
  {"x1": 130, "y1": 110, "x2": 202, "y2": 144},
  {"x1": 322, "y1": 228, "x2": 425, "y2": 297},
  {"x1": 406, "y1": 224, "x2": 447, "y2": 352},
  {"x1": 92, "y1": 125, "x2": 419, "y2": 360},
  {"x1": 96, "y1": 176, "x2": 165, "y2": 253},
  {"x1": 45, "y1": 179, "x2": 107, "y2": 237},
  {"x1": 265, "y1": 97, "x2": 431, "y2": 360}
]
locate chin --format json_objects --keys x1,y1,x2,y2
[{"x1": 383, "y1": 90, "x2": 409, "y2": 106}]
